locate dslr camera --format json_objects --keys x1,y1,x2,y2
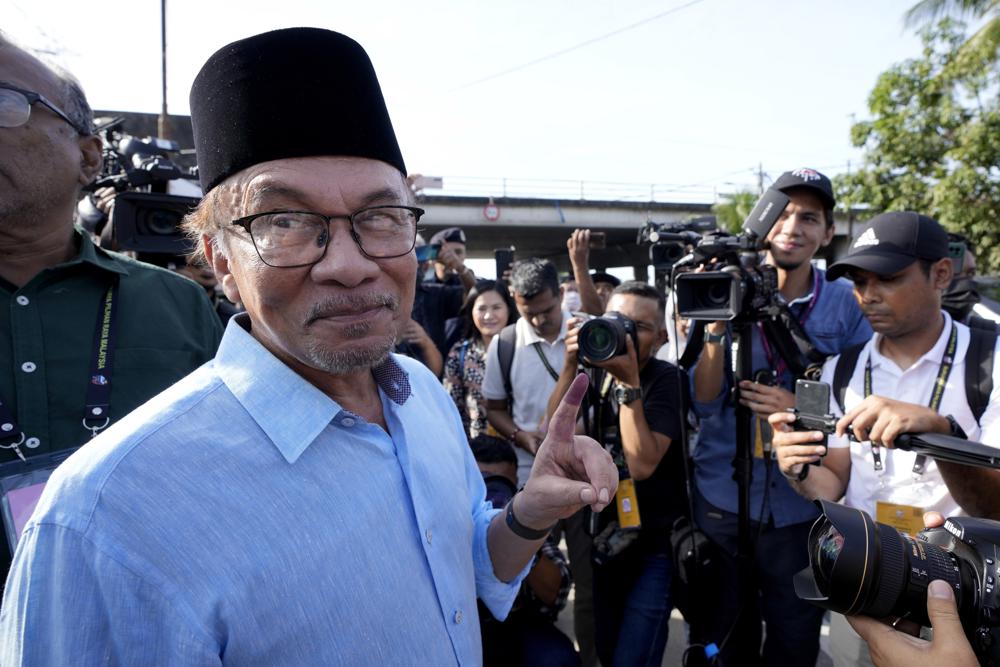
[
  {"x1": 672, "y1": 189, "x2": 789, "y2": 321},
  {"x1": 797, "y1": 499, "x2": 1000, "y2": 665},
  {"x1": 577, "y1": 312, "x2": 638, "y2": 364}
]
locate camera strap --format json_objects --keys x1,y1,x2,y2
[
  {"x1": 758, "y1": 269, "x2": 824, "y2": 379},
  {"x1": 530, "y1": 342, "x2": 560, "y2": 382},
  {"x1": 0, "y1": 279, "x2": 120, "y2": 460},
  {"x1": 864, "y1": 324, "x2": 957, "y2": 476}
]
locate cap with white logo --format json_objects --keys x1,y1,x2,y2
[
  {"x1": 772, "y1": 168, "x2": 835, "y2": 209},
  {"x1": 826, "y1": 211, "x2": 949, "y2": 281}
]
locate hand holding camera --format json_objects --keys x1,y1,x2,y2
[
  {"x1": 847, "y1": 510, "x2": 979, "y2": 667},
  {"x1": 567, "y1": 313, "x2": 640, "y2": 386}
]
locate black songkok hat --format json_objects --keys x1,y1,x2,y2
[{"x1": 190, "y1": 27, "x2": 406, "y2": 193}]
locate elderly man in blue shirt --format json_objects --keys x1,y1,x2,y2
[
  {"x1": 0, "y1": 28, "x2": 617, "y2": 666},
  {"x1": 688, "y1": 169, "x2": 872, "y2": 667}
]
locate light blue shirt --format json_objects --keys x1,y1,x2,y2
[
  {"x1": 692, "y1": 268, "x2": 873, "y2": 527},
  {"x1": 0, "y1": 315, "x2": 525, "y2": 666}
]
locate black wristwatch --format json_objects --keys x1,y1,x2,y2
[
  {"x1": 703, "y1": 329, "x2": 726, "y2": 345},
  {"x1": 613, "y1": 384, "x2": 643, "y2": 405}
]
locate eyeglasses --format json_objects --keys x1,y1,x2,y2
[
  {"x1": 231, "y1": 205, "x2": 424, "y2": 268},
  {"x1": 0, "y1": 83, "x2": 89, "y2": 135}
]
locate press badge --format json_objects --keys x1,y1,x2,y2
[
  {"x1": 875, "y1": 501, "x2": 925, "y2": 536},
  {"x1": 616, "y1": 478, "x2": 642, "y2": 530},
  {"x1": 754, "y1": 417, "x2": 772, "y2": 459}
]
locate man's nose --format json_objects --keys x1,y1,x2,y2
[{"x1": 310, "y1": 222, "x2": 383, "y2": 286}]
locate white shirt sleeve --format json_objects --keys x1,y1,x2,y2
[{"x1": 481, "y1": 334, "x2": 508, "y2": 401}]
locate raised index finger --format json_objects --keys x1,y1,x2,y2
[{"x1": 549, "y1": 373, "x2": 589, "y2": 442}]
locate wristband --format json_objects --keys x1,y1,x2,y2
[
  {"x1": 504, "y1": 492, "x2": 556, "y2": 541},
  {"x1": 782, "y1": 464, "x2": 810, "y2": 482},
  {"x1": 703, "y1": 329, "x2": 726, "y2": 345}
]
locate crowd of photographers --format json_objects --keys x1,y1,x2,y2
[{"x1": 3, "y1": 25, "x2": 1000, "y2": 667}]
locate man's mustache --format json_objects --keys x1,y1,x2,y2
[{"x1": 306, "y1": 293, "x2": 399, "y2": 324}]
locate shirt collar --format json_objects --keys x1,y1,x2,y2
[
  {"x1": 71, "y1": 228, "x2": 130, "y2": 276},
  {"x1": 214, "y1": 313, "x2": 411, "y2": 463},
  {"x1": 869, "y1": 310, "x2": 953, "y2": 371},
  {"x1": 519, "y1": 310, "x2": 570, "y2": 346}
]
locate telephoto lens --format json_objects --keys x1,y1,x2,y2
[
  {"x1": 795, "y1": 499, "x2": 1000, "y2": 665},
  {"x1": 577, "y1": 312, "x2": 637, "y2": 364}
]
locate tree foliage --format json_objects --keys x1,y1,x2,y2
[
  {"x1": 712, "y1": 190, "x2": 759, "y2": 233},
  {"x1": 835, "y1": 19, "x2": 1000, "y2": 271}
]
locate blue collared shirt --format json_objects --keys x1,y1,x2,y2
[
  {"x1": 691, "y1": 268, "x2": 872, "y2": 528},
  {"x1": 0, "y1": 316, "x2": 525, "y2": 666}
]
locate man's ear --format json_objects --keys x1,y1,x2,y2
[
  {"x1": 821, "y1": 222, "x2": 835, "y2": 248},
  {"x1": 204, "y1": 234, "x2": 242, "y2": 305},
  {"x1": 931, "y1": 256, "x2": 954, "y2": 292},
  {"x1": 77, "y1": 135, "x2": 103, "y2": 186}
]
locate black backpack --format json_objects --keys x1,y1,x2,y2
[{"x1": 832, "y1": 321, "x2": 998, "y2": 423}]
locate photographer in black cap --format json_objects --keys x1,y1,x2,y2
[
  {"x1": 0, "y1": 27, "x2": 617, "y2": 665},
  {"x1": 770, "y1": 211, "x2": 1000, "y2": 666},
  {"x1": 428, "y1": 226, "x2": 477, "y2": 291},
  {"x1": 689, "y1": 168, "x2": 871, "y2": 666}
]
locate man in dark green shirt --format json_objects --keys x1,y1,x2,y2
[{"x1": 0, "y1": 34, "x2": 222, "y2": 569}]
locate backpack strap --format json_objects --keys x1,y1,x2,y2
[
  {"x1": 497, "y1": 323, "x2": 518, "y2": 403},
  {"x1": 832, "y1": 342, "x2": 866, "y2": 415},
  {"x1": 965, "y1": 323, "x2": 997, "y2": 424}
]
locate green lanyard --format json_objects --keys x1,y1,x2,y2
[{"x1": 863, "y1": 324, "x2": 957, "y2": 476}]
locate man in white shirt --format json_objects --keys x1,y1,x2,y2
[
  {"x1": 771, "y1": 211, "x2": 1000, "y2": 666},
  {"x1": 484, "y1": 258, "x2": 569, "y2": 484}
]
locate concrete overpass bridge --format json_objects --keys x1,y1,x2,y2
[{"x1": 416, "y1": 194, "x2": 714, "y2": 278}]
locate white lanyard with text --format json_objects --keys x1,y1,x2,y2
[{"x1": 863, "y1": 323, "x2": 957, "y2": 476}]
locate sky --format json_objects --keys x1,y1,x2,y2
[{"x1": 6, "y1": 0, "x2": 931, "y2": 205}]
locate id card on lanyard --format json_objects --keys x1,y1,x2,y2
[
  {"x1": 868, "y1": 325, "x2": 957, "y2": 534},
  {"x1": 0, "y1": 280, "x2": 120, "y2": 550}
]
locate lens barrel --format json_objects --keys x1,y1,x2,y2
[
  {"x1": 578, "y1": 317, "x2": 627, "y2": 363},
  {"x1": 796, "y1": 500, "x2": 969, "y2": 628}
]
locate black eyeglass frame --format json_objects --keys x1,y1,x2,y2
[
  {"x1": 0, "y1": 82, "x2": 90, "y2": 136},
  {"x1": 230, "y1": 205, "x2": 425, "y2": 268}
]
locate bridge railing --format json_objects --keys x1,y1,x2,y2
[{"x1": 412, "y1": 175, "x2": 719, "y2": 204}]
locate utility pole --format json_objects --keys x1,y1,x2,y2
[
  {"x1": 756, "y1": 162, "x2": 764, "y2": 194},
  {"x1": 157, "y1": 0, "x2": 170, "y2": 139}
]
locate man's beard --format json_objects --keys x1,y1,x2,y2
[
  {"x1": 302, "y1": 293, "x2": 400, "y2": 374},
  {"x1": 304, "y1": 331, "x2": 396, "y2": 374},
  {"x1": 770, "y1": 253, "x2": 805, "y2": 272}
]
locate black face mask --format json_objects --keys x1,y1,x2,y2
[
  {"x1": 482, "y1": 473, "x2": 517, "y2": 510},
  {"x1": 942, "y1": 276, "x2": 981, "y2": 322}
]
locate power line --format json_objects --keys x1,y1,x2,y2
[{"x1": 450, "y1": 0, "x2": 707, "y2": 92}]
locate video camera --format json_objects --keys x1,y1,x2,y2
[
  {"x1": 636, "y1": 216, "x2": 717, "y2": 272},
  {"x1": 79, "y1": 118, "x2": 200, "y2": 260},
  {"x1": 671, "y1": 189, "x2": 790, "y2": 321},
  {"x1": 789, "y1": 386, "x2": 1000, "y2": 664}
]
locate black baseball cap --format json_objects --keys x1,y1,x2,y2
[
  {"x1": 429, "y1": 227, "x2": 466, "y2": 246},
  {"x1": 590, "y1": 271, "x2": 621, "y2": 287},
  {"x1": 826, "y1": 211, "x2": 949, "y2": 281},
  {"x1": 772, "y1": 168, "x2": 835, "y2": 209}
]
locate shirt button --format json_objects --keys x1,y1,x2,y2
[
  {"x1": 425, "y1": 529, "x2": 433, "y2": 545},
  {"x1": 453, "y1": 610, "x2": 463, "y2": 624},
  {"x1": 341, "y1": 417, "x2": 355, "y2": 427},
  {"x1": 21, "y1": 362, "x2": 36, "y2": 373},
  {"x1": 15, "y1": 296, "x2": 29, "y2": 306},
  {"x1": 25, "y1": 437, "x2": 40, "y2": 449},
  {"x1": 0, "y1": 423, "x2": 13, "y2": 433}
]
